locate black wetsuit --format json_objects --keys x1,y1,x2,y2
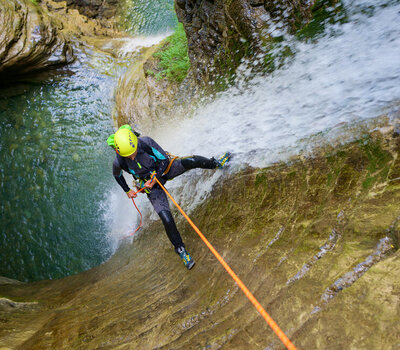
[{"x1": 113, "y1": 136, "x2": 218, "y2": 253}]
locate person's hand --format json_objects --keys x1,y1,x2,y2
[
  {"x1": 144, "y1": 172, "x2": 157, "y2": 189},
  {"x1": 126, "y1": 189, "x2": 137, "y2": 198},
  {"x1": 144, "y1": 177, "x2": 156, "y2": 189}
]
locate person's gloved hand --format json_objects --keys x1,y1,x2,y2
[
  {"x1": 144, "y1": 172, "x2": 157, "y2": 189},
  {"x1": 126, "y1": 189, "x2": 137, "y2": 198}
]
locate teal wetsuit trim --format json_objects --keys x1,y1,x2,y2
[{"x1": 151, "y1": 147, "x2": 167, "y2": 160}]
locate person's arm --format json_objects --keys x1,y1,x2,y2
[{"x1": 113, "y1": 158, "x2": 136, "y2": 198}]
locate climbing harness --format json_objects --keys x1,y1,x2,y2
[
  {"x1": 163, "y1": 154, "x2": 179, "y2": 176},
  {"x1": 154, "y1": 177, "x2": 297, "y2": 350}
]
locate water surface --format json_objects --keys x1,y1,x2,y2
[{"x1": 0, "y1": 46, "x2": 130, "y2": 281}]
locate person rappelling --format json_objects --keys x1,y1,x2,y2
[{"x1": 107, "y1": 125, "x2": 231, "y2": 270}]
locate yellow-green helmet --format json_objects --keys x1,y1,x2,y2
[{"x1": 114, "y1": 128, "x2": 138, "y2": 157}]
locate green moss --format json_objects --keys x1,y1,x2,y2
[
  {"x1": 357, "y1": 137, "x2": 392, "y2": 189},
  {"x1": 296, "y1": 0, "x2": 347, "y2": 40},
  {"x1": 146, "y1": 69, "x2": 155, "y2": 76},
  {"x1": 360, "y1": 138, "x2": 391, "y2": 173},
  {"x1": 389, "y1": 224, "x2": 399, "y2": 250},
  {"x1": 210, "y1": 31, "x2": 254, "y2": 91},
  {"x1": 323, "y1": 137, "x2": 393, "y2": 192},
  {"x1": 260, "y1": 39, "x2": 295, "y2": 74},
  {"x1": 255, "y1": 172, "x2": 268, "y2": 187},
  {"x1": 152, "y1": 23, "x2": 190, "y2": 82}
]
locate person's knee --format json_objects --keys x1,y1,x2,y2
[
  {"x1": 181, "y1": 155, "x2": 217, "y2": 170},
  {"x1": 181, "y1": 156, "x2": 196, "y2": 170},
  {"x1": 158, "y1": 210, "x2": 174, "y2": 225}
]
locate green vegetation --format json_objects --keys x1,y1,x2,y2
[
  {"x1": 29, "y1": 0, "x2": 39, "y2": 5},
  {"x1": 214, "y1": 0, "x2": 347, "y2": 88},
  {"x1": 296, "y1": 0, "x2": 347, "y2": 40},
  {"x1": 324, "y1": 135, "x2": 393, "y2": 192},
  {"x1": 359, "y1": 137, "x2": 392, "y2": 190},
  {"x1": 151, "y1": 23, "x2": 190, "y2": 82}
]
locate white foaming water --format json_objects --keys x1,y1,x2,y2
[
  {"x1": 115, "y1": 34, "x2": 171, "y2": 57},
  {"x1": 108, "y1": 0, "x2": 400, "y2": 246},
  {"x1": 156, "y1": 2, "x2": 400, "y2": 166}
]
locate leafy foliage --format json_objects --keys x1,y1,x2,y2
[{"x1": 152, "y1": 23, "x2": 190, "y2": 82}]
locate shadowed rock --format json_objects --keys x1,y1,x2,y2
[
  {"x1": 0, "y1": 0, "x2": 74, "y2": 81},
  {"x1": 175, "y1": 0, "x2": 315, "y2": 83},
  {"x1": 60, "y1": 0, "x2": 120, "y2": 19}
]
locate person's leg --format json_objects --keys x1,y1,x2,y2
[
  {"x1": 158, "y1": 210, "x2": 185, "y2": 253},
  {"x1": 147, "y1": 186, "x2": 195, "y2": 269},
  {"x1": 165, "y1": 153, "x2": 231, "y2": 181},
  {"x1": 181, "y1": 155, "x2": 218, "y2": 170},
  {"x1": 164, "y1": 156, "x2": 218, "y2": 181},
  {"x1": 147, "y1": 187, "x2": 184, "y2": 252}
]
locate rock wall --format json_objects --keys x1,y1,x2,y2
[
  {"x1": 0, "y1": 0, "x2": 124, "y2": 83},
  {"x1": 43, "y1": 0, "x2": 121, "y2": 38},
  {"x1": 0, "y1": 0, "x2": 74, "y2": 80},
  {"x1": 0, "y1": 121, "x2": 399, "y2": 349},
  {"x1": 114, "y1": 0, "x2": 324, "y2": 125},
  {"x1": 115, "y1": 45, "x2": 163, "y2": 128},
  {"x1": 115, "y1": 43, "x2": 197, "y2": 129},
  {"x1": 56, "y1": 0, "x2": 120, "y2": 20},
  {"x1": 175, "y1": 0, "x2": 315, "y2": 82}
]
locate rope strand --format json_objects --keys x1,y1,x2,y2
[
  {"x1": 120, "y1": 187, "x2": 146, "y2": 241},
  {"x1": 155, "y1": 177, "x2": 297, "y2": 350}
]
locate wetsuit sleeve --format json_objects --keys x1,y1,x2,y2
[
  {"x1": 113, "y1": 158, "x2": 130, "y2": 193},
  {"x1": 141, "y1": 136, "x2": 169, "y2": 180}
]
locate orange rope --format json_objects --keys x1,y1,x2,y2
[
  {"x1": 155, "y1": 177, "x2": 297, "y2": 350},
  {"x1": 120, "y1": 187, "x2": 146, "y2": 240}
]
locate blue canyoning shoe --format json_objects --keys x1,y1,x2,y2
[
  {"x1": 177, "y1": 247, "x2": 195, "y2": 270},
  {"x1": 216, "y1": 152, "x2": 232, "y2": 169}
]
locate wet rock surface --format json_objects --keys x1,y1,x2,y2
[
  {"x1": 0, "y1": 0, "x2": 124, "y2": 83},
  {"x1": 175, "y1": 0, "x2": 315, "y2": 82},
  {"x1": 0, "y1": 0, "x2": 74, "y2": 81},
  {"x1": 0, "y1": 121, "x2": 399, "y2": 349},
  {"x1": 115, "y1": 43, "x2": 196, "y2": 128},
  {"x1": 0, "y1": 298, "x2": 38, "y2": 312},
  {"x1": 60, "y1": 0, "x2": 120, "y2": 19},
  {"x1": 114, "y1": 0, "x2": 335, "y2": 125}
]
